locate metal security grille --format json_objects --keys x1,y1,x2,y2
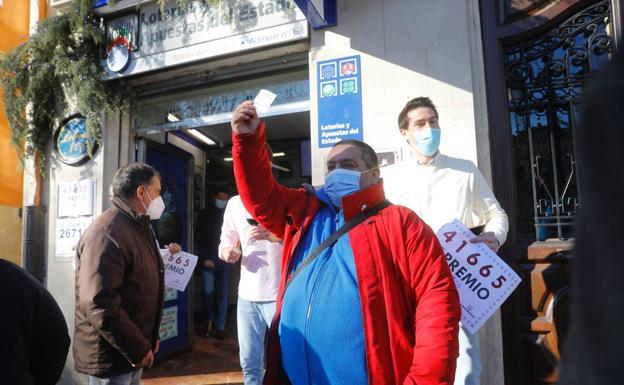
[{"x1": 503, "y1": 0, "x2": 614, "y2": 241}]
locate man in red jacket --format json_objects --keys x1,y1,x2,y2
[{"x1": 231, "y1": 101, "x2": 460, "y2": 385}]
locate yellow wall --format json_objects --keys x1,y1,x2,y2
[
  {"x1": 0, "y1": 0, "x2": 32, "y2": 264},
  {"x1": 0, "y1": 207, "x2": 22, "y2": 264}
]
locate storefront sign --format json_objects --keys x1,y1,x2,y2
[
  {"x1": 159, "y1": 306, "x2": 179, "y2": 341},
  {"x1": 293, "y1": 0, "x2": 337, "y2": 29},
  {"x1": 58, "y1": 179, "x2": 95, "y2": 218},
  {"x1": 105, "y1": 14, "x2": 138, "y2": 73},
  {"x1": 55, "y1": 216, "x2": 93, "y2": 258},
  {"x1": 436, "y1": 220, "x2": 521, "y2": 334},
  {"x1": 317, "y1": 55, "x2": 363, "y2": 148},
  {"x1": 103, "y1": 0, "x2": 308, "y2": 78},
  {"x1": 135, "y1": 72, "x2": 309, "y2": 128}
]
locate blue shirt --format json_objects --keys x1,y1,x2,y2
[{"x1": 278, "y1": 189, "x2": 369, "y2": 385}]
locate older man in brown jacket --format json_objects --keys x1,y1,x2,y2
[{"x1": 74, "y1": 163, "x2": 180, "y2": 385}]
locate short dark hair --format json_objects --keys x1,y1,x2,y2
[
  {"x1": 333, "y1": 139, "x2": 378, "y2": 169},
  {"x1": 397, "y1": 97, "x2": 439, "y2": 130},
  {"x1": 208, "y1": 185, "x2": 230, "y2": 198},
  {"x1": 111, "y1": 163, "x2": 159, "y2": 199}
]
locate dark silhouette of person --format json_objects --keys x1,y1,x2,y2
[
  {"x1": 0, "y1": 259, "x2": 70, "y2": 385},
  {"x1": 558, "y1": 49, "x2": 624, "y2": 385},
  {"x1": 195, "y1": 187, "x2": 232, "y2": 340}
]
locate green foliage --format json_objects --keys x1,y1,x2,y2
[
  {"x1": 0, "y1": 0, "x2": 131, "y2": 175},
  {"x1": 0, "y1": 0, "x2": 223, "y2": 176}
]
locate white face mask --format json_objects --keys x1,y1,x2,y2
[{"x1": 140, "y1": 187, "x2": 166, "y2": 220}]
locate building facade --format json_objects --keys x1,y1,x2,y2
[{"x1": 30, "y1": 0, "x2": 622, "y2": 384}]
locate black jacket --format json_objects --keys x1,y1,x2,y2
[
  {"x1": 195, "y1": 200, "x2": 227, "y2": 268},
  {"x1": 0, "y1": 260, "x2": 70, "y2": 385},
  {"x1": 558, "y1": 49, "x2": 624, "y2": 384}
]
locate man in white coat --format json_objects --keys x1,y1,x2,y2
[{"x1": 382, "y1": 97, "x2": 509, "y2": 385}]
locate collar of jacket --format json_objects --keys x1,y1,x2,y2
[
  {"x1": 341, "y1": 181, "x2": 388, "y2": 221},
  {"x1": 111, "y1": 196, "x2": 150, "y2": 226}
]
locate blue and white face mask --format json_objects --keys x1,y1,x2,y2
[
  {"x1": 413, "y1": 127, "x2": 441, "y2": 156},
  {"x1": 214, "y1": 199, "x2": 227, "y2": 210},
  {"x1": 324, "y1": 168, "x2": 363, "y2": 207}
]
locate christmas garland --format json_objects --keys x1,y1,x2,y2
[
  {"x1": 0, "y1": 0, "x2": 223, "y2": 175},
  {"x1": 0, "y1": 0, "x2": 131, "y2": 175}
]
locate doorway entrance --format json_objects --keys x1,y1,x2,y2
[
  {"x1": 134, "y1": 69, "x2": 311, "y2": 381},
  {"x1": 479, "y1": 0, "x2": 620, "y2": 383}
]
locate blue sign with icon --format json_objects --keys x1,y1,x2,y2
[{"x1": 317, "y1": 55, "x2": 363, "y2": 148}]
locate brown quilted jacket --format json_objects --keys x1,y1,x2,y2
[{"x1": 74, "y1": 197, "x2": 164, "y2": 377}]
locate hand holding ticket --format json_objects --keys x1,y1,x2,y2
[
  {"x1": 253, "y1": 89, "x2": 277, "y2": 114},
  {"x1": 159, "y1": 249, "x2": 198, "y2": 291}
]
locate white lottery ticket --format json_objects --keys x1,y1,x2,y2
[
  {"x1": 253, "y1": 89, "x2": 277, "y2": 114},
  {"x1": 160, "y1": 249, "x2": 198, "y2": 292},
  {"x1": 436, "y1": 219, "x2": 521, "y2": 334}
]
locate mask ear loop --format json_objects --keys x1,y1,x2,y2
[{"x1": 139, "y1": 185, "x2": 152, "y2": 213}]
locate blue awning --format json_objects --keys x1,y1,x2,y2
[{"x1": 293, "y1": 0, "x2": 337, "y2": 29}]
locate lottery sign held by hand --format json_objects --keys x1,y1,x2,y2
[
  {"x1": 159, "y1": 249, "x2": 198, "y2": 292},
  {"x1": 436, "y1": 219, "x2": 521, "y2": 334}
]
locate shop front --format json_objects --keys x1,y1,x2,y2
[{"x1": 42, "y1": 0, "x2": 516, "y2": 383}]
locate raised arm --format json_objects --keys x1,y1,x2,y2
[{"x1": 231, "y1": 101, "x2": 310, "y2": 236}]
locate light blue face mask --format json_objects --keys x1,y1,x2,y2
[
  {"x1": 324, "y1": 168, "x2": 362, "y2": 207},
  {"x1": 413, "y1": 127, "x2": 441, "y2": 156}
]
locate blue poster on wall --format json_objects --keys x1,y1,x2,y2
[{"x1": 317, "y1": 55, "x2": 363, "y2": 148}]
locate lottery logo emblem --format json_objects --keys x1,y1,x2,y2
[
  {"x1": 340, "y1": 59, "x2": 357, "y2": 76},
  {"x1": 320, "y1": 62, "x2": 337, "y2": 80},
  {"x1": 320, "y1": 81, "x2": 338, "y2": 98},
  {"x1": 340, "y1": 78, "x2": 358, "y2": 95}
]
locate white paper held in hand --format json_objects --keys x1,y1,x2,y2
[
  {"x1": 436, "y1": 219, "x2": 521, "y2": 334},
  {"x1": 253, "y1": 89, "x2": 277, "y2": 114},
  {"x1": 159, "y1": 249, "x2": 198, "y2": 291}
]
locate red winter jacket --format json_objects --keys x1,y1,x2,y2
[{"x1": 232, "y1": 123, "x2": 460, "y2": 385}]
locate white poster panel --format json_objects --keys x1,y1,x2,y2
[
  {"x1": 55, "y1": 216, "x2": 93, "y2": 257},
  {"x1": 159, "y1": 306, "x2": 179, "y2": 342},
  {"x1": 58, "y1": 179, "x2": 95, "y2": 217},
  {"x1": 436, "y1": 219, "x2": 521, "y2": 334},
  {"x1": 164, "y1": 287, "x2": 178, "y2": 301},
  {"x1": 160, "y1": 250, "x2": 198, "y2": 291}
]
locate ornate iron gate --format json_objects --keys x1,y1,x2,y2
[{"x1": 504, "y1": 1, "x2": 614, "y2": 241}]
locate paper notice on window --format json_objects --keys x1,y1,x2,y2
[
  {"x1": 159, "y1": 249, "x2": 198, "y2": 292},
  {"x1": 253, "y1": 89, "x2": 277, "y2": 114},
  {"x1": 436, "y1": 219, "x2": 521, "y2": 334}
]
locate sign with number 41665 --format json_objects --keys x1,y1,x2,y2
[{"x1": 436, "y1": 219, "x2": 521, "y2": 334}]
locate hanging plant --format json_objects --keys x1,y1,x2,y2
[
  {"x1": 0, "y1": 0, "x2": 131, "y2": 175},
  {"x1": 0, "y1": 0, "x2": 227, "y2": 176}
]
